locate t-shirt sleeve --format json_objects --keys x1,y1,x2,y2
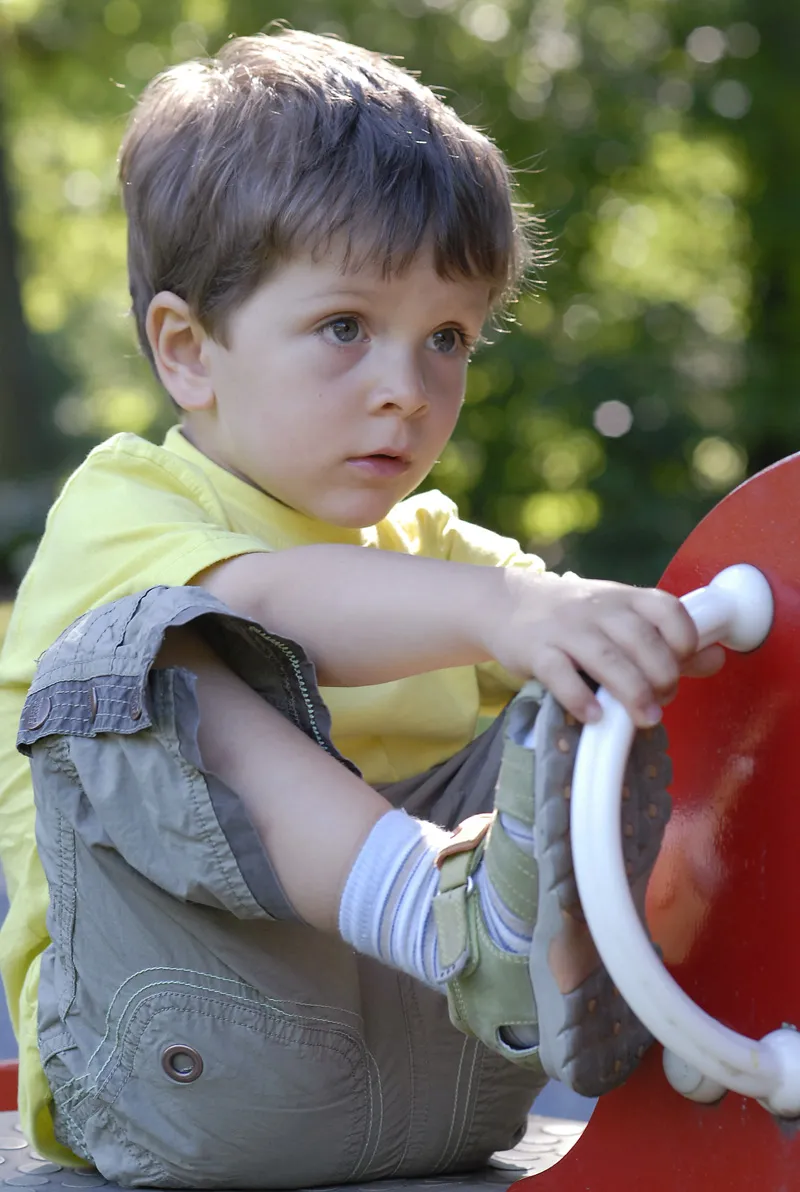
[
  {"x1": 389, "y1": 489, "x2": 546, "y2": 701},
  {"x1": 49, "y1": 439, "x2": 265, "y2": 595},
  {"x1": 1, "y1": 437, "x2": 267, "y2": 689}
]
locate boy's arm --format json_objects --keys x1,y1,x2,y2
[
  {"x1": 196, "y1": 546, "x2": 497, "y2": 681},
  {"x1": 195, "y1": 546, "x2": 724, "y2": 728}
]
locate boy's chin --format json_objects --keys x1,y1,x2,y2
[{"x1": 313, "y1": 491, "x2": 409, "y2": 529}]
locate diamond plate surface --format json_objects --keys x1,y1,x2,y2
[{"x1": 0, "y1": 1112, "x2": 583, "y2": 1190}]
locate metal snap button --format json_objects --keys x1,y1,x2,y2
[
  {"x1": 161, "y1": 1044, "x2": 203, "y2": 1083},
  {"x1": 25, "y1": 695, "x2": 51, "y2": 731}
]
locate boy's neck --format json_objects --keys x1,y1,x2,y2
[{"x1": 168, "y1": 425, "x2": 370, "y2": 545}]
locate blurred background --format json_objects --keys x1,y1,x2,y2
[
  {"x1": 0, "y1": 0, "x2": 797, "y2": 1116},
  {"x1": 1, "y1": 0, "x2": 798, "y2": 605}
]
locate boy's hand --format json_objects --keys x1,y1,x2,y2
[{"x1": 484, "y1": 571, "x2": 725, "y2": 729}]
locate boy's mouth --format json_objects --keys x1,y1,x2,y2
[{"x1": 347, "y1": 449, "x2": 412, "y2": 478}]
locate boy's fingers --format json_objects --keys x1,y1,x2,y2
[
  {"x1": 656, "y1": 681, "x2": 679, "y2": 707},
  {"x1": 634, "y1": 589, "x2": 699, "y2": 660},
  {"x1": 531, "y1": 646, "x2": 602, "y2": 724},
  {"x1": 572, "y1": 630, "x2": 663, "y2": 726},
  {"x1": 535, "y1": 634, "x2": 660, "y2": 727},
  {"x1": 681, "y1": 643, "x2": 726, "y2": 678},
  {"x1": 604, "y1": 610, "x2": 681, "y2": 697}
]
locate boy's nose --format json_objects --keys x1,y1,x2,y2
[{"x1": 366, "y1": 353, "x2": 429, "y2": 417}]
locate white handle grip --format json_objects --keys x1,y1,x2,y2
[{"x1": 569, "y1": 565, "x2": 800, "y2": 1117}]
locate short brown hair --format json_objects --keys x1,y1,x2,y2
[{"x1": 119, "y1": 28, "x2": 537, "y2": 364}]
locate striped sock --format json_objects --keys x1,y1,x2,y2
[{"x1": 338, "y1": 808, "x2": 534, "y2": 989}]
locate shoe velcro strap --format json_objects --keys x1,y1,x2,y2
[
  {"x1": 493, "y1": 741, "x2": 535, "y2": 823},
  {"x1": 435, "y1": 813, "x2": 493, "y2": 881},
  {"x1": 483, "y1": 815, "x2": 538, "y2": 922},
  {"x1": 434, "y1": 814, "x2": 492, "y2": 976}
]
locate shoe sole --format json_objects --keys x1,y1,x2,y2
[{"x1": 529, "y1": 694, "x2": 672, "y2": 1097}]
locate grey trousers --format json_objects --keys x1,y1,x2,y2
[{"x1": 17, "y1": 587, "x2": 541, "y2": 1189}]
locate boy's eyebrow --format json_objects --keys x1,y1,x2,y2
[
  {"x1": 306, "y1": 282, "x2": 491, "y2": 317},
  {"x1": 306, "y1": 283, "x2": 380, "y2": 302}
]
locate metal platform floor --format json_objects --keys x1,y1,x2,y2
[{"x1": 0, "y1": 1112, "x2": 585, "y2": 1190}]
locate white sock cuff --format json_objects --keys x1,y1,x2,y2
[{"x1": 338, "y1": 809, "x2": 448, "y2": 959}]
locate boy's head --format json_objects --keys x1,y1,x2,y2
[{"x1": 120, "y1": 29, "x2": 538, "y2": 527}]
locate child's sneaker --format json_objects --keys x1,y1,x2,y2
[
  {"x1": 433, "y1": 683, "x2": 671, "y2": 1096},
  {"x1": 432, "y1": 682, "x2": 545, "y2": 1073},
  {"x1": 528, "y1": 693, "x2": 672, "y2": 1095}
]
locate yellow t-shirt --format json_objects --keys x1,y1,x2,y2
[{"x1": 0, "y1": 426, "x2": 544, "y2": 1160}]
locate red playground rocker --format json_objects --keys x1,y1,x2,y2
[{"x1": 521, "y1": 451, "x2": 800, "y2": 1191}]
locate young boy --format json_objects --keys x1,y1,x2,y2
[{"x1": 0, "y1": 28, "x2": 722, "y2": 1188}]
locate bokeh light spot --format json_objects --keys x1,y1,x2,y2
[
  {"x1": 563, "y1": 303, "x2": 601, "y2": 341},
  {"x1": 710, "y1": 80, "x2": 751, "y2": 120},
  {"x1": 686, "y1": 26, "x2": 726, "y2": 65},
  {"x1": 521, "y1": 490, "x2": 601, "y2": 544},
  {"x1": 594, "y1": 401, "x2": 633, "y2": 438},
  {"x1": 63, "y1": 170, "x2": 102, "y2": 209},
  {"x1": 695, "y1": 293, "x2": 737, "y2": 336},
  {"x1": 103, "y1": 0, "x2": 141, "y2": 36},
  {"x1": 126, "y1": 43, "x2": 165, "y2": 79},
  {"x1": 726, "y1": 23, "x2": 760, "y2": 59},
  {"x1": 461, "y1": 3, "x2": 510, "y2": 43},
  {"x1": 657, "y1": 78, "x2": 693, "y2": 112},
  {"x1": 692, "y1": 437, "x2": 747, "y2": 490}
]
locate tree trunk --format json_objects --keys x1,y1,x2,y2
[
  {"x1": 0, "y1": 79, "x2": 48, "y2": 478},
  {"x1": 738, "y1": 2, "x2": 800, "y2": 471}
]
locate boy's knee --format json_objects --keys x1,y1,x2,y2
[
  {"x1": 17, "y1": 586, "x2": 324, "y2": 924},
  {"x1": 152, "y1": 621, "x2": 216, "y2": 671}
]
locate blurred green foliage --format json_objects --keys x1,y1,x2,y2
[{"x1": 0, "y1": 0, "x2": 797, "y2": 590}]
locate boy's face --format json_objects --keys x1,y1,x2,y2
[{"x1": 158, "y1": 247, "x2": 491, "y2": 527}]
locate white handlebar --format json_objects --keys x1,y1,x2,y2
[{"x1": 568, "y1": 565, "x2": 800, "y2": 1117}]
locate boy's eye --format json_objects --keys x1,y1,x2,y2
[
  {"x1": 430, "y1": 328, "x2": 466, "y2": 354},
  {"x1": 321, "y1": 317, "x2": 362, "y2": 344}
]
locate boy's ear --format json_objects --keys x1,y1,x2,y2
[{"x1": 145, "y1": 292, "x2": 215, "y2": 412}]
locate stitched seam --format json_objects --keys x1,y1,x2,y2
[
  {"x1": 486, "y1": 830, "x2": 536, "y2": 920},
  {"x1": 63, "y1": 989, "x2": 363, "y2": 1115},
  {"x1": 444, "y1": 1039, "x2": 481, "y2": 1170},
  {"x1": 431, "y1": 1035, "x2": 468, "y2": 1175},
  {"x1": 57, "y1": 962, "x2": 361, "y2": 1088},
  {"x1": 76, "y1": 1098, "x2": 177, "y2": 1187},
  {"x1": 384, "y1": 980, "x2": 418, "y2": 1178},
  {"x1": 343, "y1": 1038, "x2": 382, "y2": 1182},
  {"x1": 58, "y1": 974, "x2": 369, "y2": 1106},
  {"x1": 106, "y1": 1002, "x2": 363, "y2": 1110}
]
